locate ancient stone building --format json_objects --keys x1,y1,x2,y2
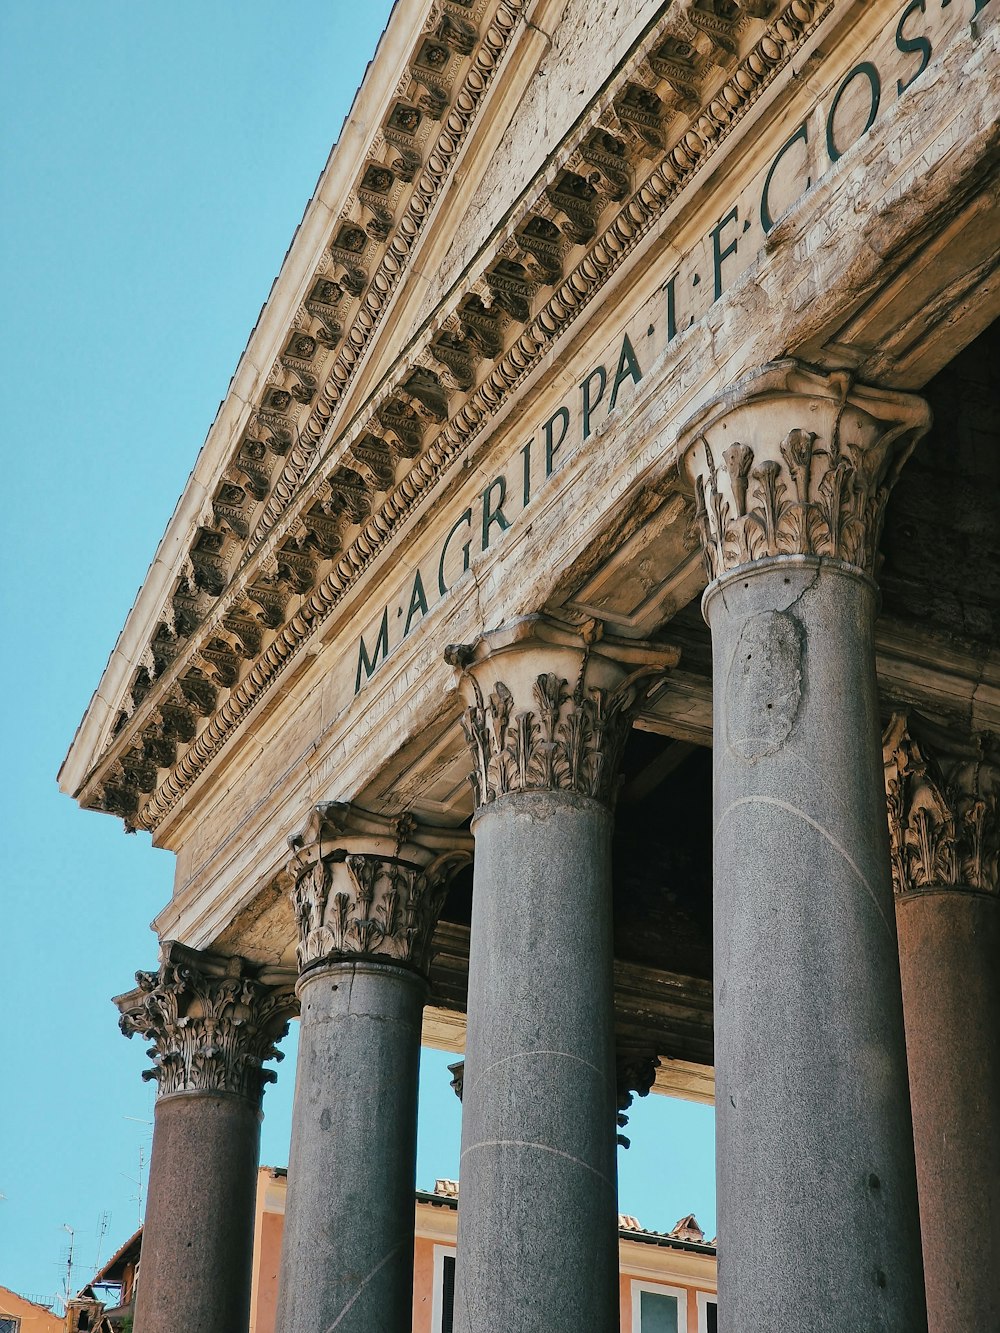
[{"x1": 60, "y1": 0, "x2": 999, "y2": 1329}]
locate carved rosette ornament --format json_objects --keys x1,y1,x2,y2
[
  {"x1": 114, "y1": 943, "x2": 294, "y2": 1102},
  {"x1": 883, "y1": 713, "x2": 1000, "y2": 897},
  {"x1": 677, "y1": 361, "x2": 932, "y2": 582},
  {"x1": 446, "y1": 616, "x2": 679, "y2": 810},
  {"x1": 286, "y1": 802, "x2": 472, "y2": 976}
]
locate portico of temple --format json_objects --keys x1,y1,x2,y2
[{"x1": 60, "y1": 0, "x2": 999, "y2": 1328}]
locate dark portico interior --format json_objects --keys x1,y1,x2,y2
[{"x1": 429, "y1": 317, "x2": 1000, "y2": 1081}]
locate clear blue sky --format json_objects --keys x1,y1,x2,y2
[{"x1": 0, "y1": 1, "x2": 714, "y2": 1306}]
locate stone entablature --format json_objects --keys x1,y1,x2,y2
[
  {"x1": 155, "y1": 64, "x2": 998, "y2": 955},
  {"x1": 286, "y1": 802, "x2": 472, "y2": 975},
  {"x1": 114, "y1": 942, "x2": 294, "y2": 1101},
  {"x1": 57, "y1": 0, "x2": 998, "y2": 955},
  {"x1": 883, "y1": 713, "x2": 1000, "y2": 896},
  {"x1": 64, "y1": 0, "x2": 985, "y2": 835}
]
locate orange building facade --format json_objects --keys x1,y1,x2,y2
[
  {"x1": 250, "y1": 1170, "x2": 717, "y2": 1333},
  {"x1": 0, "y1": 1287, "x2": 63, "y2": 1333}
]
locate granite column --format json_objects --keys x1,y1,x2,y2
[
  {"x1": 678, "y1": 362, "x2": 931, "y2": 1331},
  {"x1": 884, "y1": 714, "x2": 1000, "y2": 1332},
  {"x1": 274, "y1": 804, "x2": 470, "y2": 1333},
  {"x1": 446, "y1": 616, "x2": 676, "y2": 1333},
  {"x1": 115, "y1": 942, "x2": 293, "y2": 1333}
]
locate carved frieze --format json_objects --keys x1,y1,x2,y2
[
  {"x1": 115, "y1": 943, "x2": 294, "y2": 1102},
  {"x1": 883, "y1": 713, "x2": 999, "y2": 896},
  {"x1": 446, "y1": 617, "x2": 679, "y2": 809},
  {"x1": 287, "y1": 803, "x2": 472, "y2": 976},
  {"x1": 678, "y1": 362, "x2": 931, "y2": 582}
]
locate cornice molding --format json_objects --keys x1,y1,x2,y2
[{"x1": 79, "y1": 0, "x2": 833, "y2": 831}]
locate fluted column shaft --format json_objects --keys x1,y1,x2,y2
[
  {"x1": 275, "y1": 805, "x2": 469, "y2": 1333},
  {"x1": 448, "y1": 617, "x2": 676, "y2": 1333},
  {"x1": 884, "y1": 716, "x2": 1000, "y2": 1332},
  {"x1": 115, "y1": 943, "x2": 291, "y2": 1333},
  {"x1": 679, "y1": 361, "x2": 931, "y2": 1331}
]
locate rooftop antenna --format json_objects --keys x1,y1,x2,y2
[
  {"x1": 122, "y1": 1114, "x2": 152, "y2": 1227},
  {"x1": 61, "y1": 1223, "x2": 75, "y2": 1308},
  {"x1": 120, "y1": 1142, "x2": 148, "y2": 1227},
  {"x1": 93, "y1": 1209, "x2": 110, "y2": 1273}
]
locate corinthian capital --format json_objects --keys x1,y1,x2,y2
[
  {"x1": 677, "y1": 361, "x2": 930, "y2": 582},
  {"x1": 445, "y1": 616, "x2": 678, "y2": 809},
  {"x1": 114, "y1": 942, "x2": 294, "y2": 1102},
  {"x1": 286, "y1": 802, "x2": 472, "y2": 976},
  {"x1": 883, "y1": 713, "x2": 1000, "y2": 896}
]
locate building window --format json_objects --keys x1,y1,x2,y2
[
  {"x1": 0, "y1": 1319, "x2": 20, "y2": 1333},
  {"x1": 696, "y1": 1290, "x2": 718, "y2": 1333},
  {"x1": 631, "y1": 1280, "x2": 689, "y2": 1333},
  {"x1": 432, "y1": 1245, "x2": 457, "y2": 1333}
]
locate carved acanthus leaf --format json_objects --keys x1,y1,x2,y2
[
  {"x1": 458, "y1": 294, "x2": 505, "y2": 358},
  {"x1": 616, "y1": 1051, "x2": 661, "y2": 1149},
  {"x1": 546, "y1": 171, "x2": 601, "y2": 245},
  {"x1": 115, "y1": 946, "x2": 294, "y2": 1101},
  {"x1": 290, "y1": 852, "x2": 465, "y2": 974},
  {"x1": 681, "y1": 363, "x2": 931, "y2": 581},
  {"x1": 447, "y1": 640, "x2": 673, "y2": 809},
  {"x1": 883, "y1": 714, "x2": 999, "y2": 896},
  {"x1": 287, "y1": 806, "x2": 471, "y2": 975},
  {"x1": 576, "y1": 131, "x2": 631, "y2": 202},
  {"x1": 275, "y1": 544, "x2": 316, "y2": 594},
  {"x1": 512, "y1": 215, "x2": 565, "y2": 283}
]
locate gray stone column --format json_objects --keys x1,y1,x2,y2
[
  {"x1": 678, "y1": 362, "x2": 931, "y2": 1331},
  {"x1": 275, "y1": 804, "x2": 470, "y2": 1333},
  {"x1": 446, "y1": 616, "x2": 676, "y2": 1333},
  {"x1": 115, "y1": 943, "x2": 292, "y2": 1333},
  {"x1": 884, "y1": 715, "x2": 1000, "y2": 1333}
]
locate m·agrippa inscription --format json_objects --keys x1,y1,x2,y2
[
  {"x1": 350, "y1": 0, "x2": 990, "y2": 694},
  {"x1": 355, "y1": 328, "x2": 646, "y2": 692}
]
